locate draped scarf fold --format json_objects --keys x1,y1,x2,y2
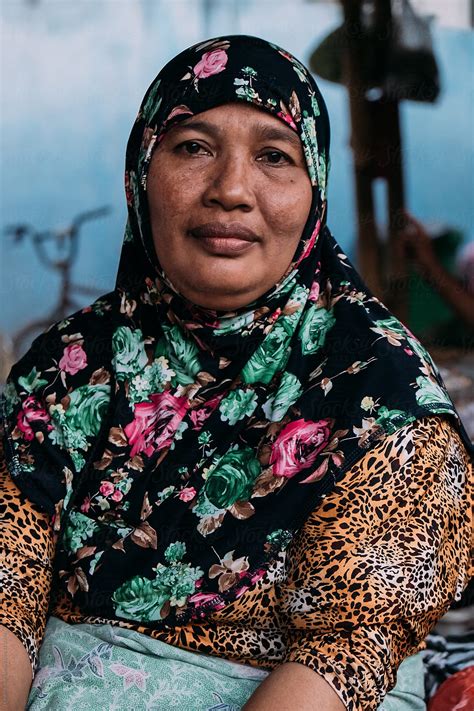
[{"x1": 1, "y1": 35, "x2": 467, "y2": 628}]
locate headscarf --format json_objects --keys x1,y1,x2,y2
[{"x1": 1, "y1": 35, "x2": 467, "y2": 627}]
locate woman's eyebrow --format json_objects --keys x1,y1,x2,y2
[
  {"x1": 171, "y1": 118, "x2": 301, "y2": 150},
  {"x1": 253, "y1": 124, "x2": 302, "y2": 150}
]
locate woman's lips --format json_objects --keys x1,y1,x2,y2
[
  {"x1": 189, "y1": 222, "x2": 259, "y2": 256},
  {"x1": 194, "y1": 235, "x2": 257, "y2": 255}
]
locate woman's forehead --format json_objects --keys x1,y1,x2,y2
[{"x1": 167, "y1": 102, "x2": 302, "y2": 144}]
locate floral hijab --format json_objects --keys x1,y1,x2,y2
[{"x1": 1, "y1": 36, "x2": 466, "y2": 627}]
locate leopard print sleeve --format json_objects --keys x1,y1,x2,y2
[
  {"x1": 0, "y1": 438, "x2": 56, "y2": 674},
  {"x1": 280, "y1": 416, "x2": 473, "y2": 711}
]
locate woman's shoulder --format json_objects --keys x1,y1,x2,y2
[
  {"x1": 345, "y1": 414, "x2": 471, "y2": 497},
  {"x1": 12, "y1": 291, "x2": 120, "y2": 372},
  {"x1": 301, "y1": 414, "x2": 471, "y2": 536},
  {"x1": 6, "y1": 290, "x2": 121, "y2": 385},
  {"x1": 288, "y1": 413, "x2": 472, "y2": 610}
]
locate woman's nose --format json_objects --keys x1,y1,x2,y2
[{"x1": 202, "y1": 153, "x2": 254, "y2": 212}]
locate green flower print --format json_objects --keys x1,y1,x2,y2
[
  {"x1": 152, "y1": 560, "x2": 203, "y2": 608},
  {"x1": 198, "y1": 431, "x2": 213, "y2": 447},
  {"x1": 170, "y1": 420, "x2": 189, "y2": 450},
  {"x1": 266, "y1": 528, "x2": 293, "y2": 551},
  {"x1": 219, "y1": 388, "x2": 258, "y2": 426},
  {"x1": 241, "y1": 320, "x2": 293, "y2": 385},
  {"x1": 203, "y1": 447, "x2": 261, "y2": 509},
  {"x1": 298, "y1": 304, "x2": 336, "y2": 355},
  {"x1": 262, "y1": 372, "x2": 303, "y2": 422},
  {"x1": 69, "y1": 450, "x2": 86, "y2": 471},
  {"x1": 375, "y1": 406, "x2": 415, "y2": 435},
  {"x1": 142, "y1": 78, "x2": 162, "y2": 121},
  {"x1": 241, "y1": 66, "x2": 258, "y2": 78},
  {"x1": 235, "y1": 82, "x2": 259, "y2": 101},
  {"x1": 113, "y1": 575, "x2": 168, "y2": 622},
  {"x1": 164, "y1": 541, "x2": 186, "y2": 563},
  {"x1": 123, "y1": 222, "x2": 134, "y2": 243},
  {"x1": 157, "y1": 325, "x2": 201, "y2": 386},
  {"x1": 213, "y1": 311, "x2": 254, "y2": 336},
  {"x1": 301, "y1": 114, "x2": 318, "y2": 186},
  {"x1": 317, "y1": 151, "x2": 327, "y2": 196},
  {"x1": 63, "y1": 511, "x2": 100, "y2": 554},
  {"x1": 157, "y1": 485, "x2": 176, "y2": 503},
  {"x1": 406, "y1": 332, "x2": 437, "y2": 369},
  {"x1": 372, "y1": 317, "x2": 437, "y2": 370},
  {"x1": 293, "y1": 65, "x2": 308, "y2": 85},
  {"x1": 415, "y1": 376, "x2": 454, "y2": 413},
  {"x1": 112, "y1": 326, "x2": 148, "y2": 381},
  {"x1": 310, "y1": 93, "x2": 321, "y2": 117},
  {"x1": 234, "y1": 66, "x2": 260, "y2": 102},
  {"x1": 17, "y1": 367, "x2": 48, "y2": 395},
  {"x1": 91, "y1": 299, "x2": 112, "y2": 317},
  {"x1": 64, "y1": 384, "x2": 110, "y2": 439},
  {"x1": 128, "y1": 356, "x2": 176, "y2": 405},
  {"x1": 372, "y1": 316, "x2": 405, "y2": 337},
  {"x1": 193, "y1": 491, "x2": 225, "y2": 518},
  {"x1": 2, "y1": 380, "x2": 21, "y2": 416},
  {"x1": 89, "y1": 551, "x2": 104, "y2": 576},
  {"x1": 113, "y1": 542, "x2": 203, "y2": 622}
]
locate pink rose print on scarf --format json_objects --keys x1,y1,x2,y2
[
  {"x1": 58, "y1": 343, "x2": 88, "y2": 375},
  {"x1": 124, "y1": 392, "x2": 189, "y2": 457},
  {"x1": 157, "y1": 105, "x2": 194, "y2": 145},
  {"x1": 80, "y1": 496, "x2": 91, "y2": 513},
  {"x1": 178, "y1": 486, "x2": 196, "y2": 502},
  {"x1": 188, "y1": 592, "x2": 226, "y2": 610},
  {"x1": 193, "y1": 49, "x2": 228, "y2": 79},
  {"x1": 165, "y1": 104, "x2": 193, "y2": 123},
  {"x1": 277, "y1": 110, "x2": 297, "y2": 131},
  {"x1": 297, "y1": 219, "x2": 321, "y2": 266},
  {"x1": 308, "y1": 280, "x2": 320, "y2": 302},
  {"x1": 16, "y1": 396, "x2": 52, "y2": 441},
  {"x1": 99, "y1": 481, "x2": 115, "y2": 497},
  {"x1": 309, "y1": 262, "x2": 321, "y2": 302},
  {"x1": 270, "y1": 418, "x2": 332, "y2": 478},
  {"x1": 189, "y1": 394, "x2": 222, "y2": 431}
]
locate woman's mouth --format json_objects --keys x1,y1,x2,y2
[
  {"x1": 194, "y1": 235, "x2": 257, "y2": 255},
  {"x1": 189, "y1": 222, "x2": 259, "y2": 256}
]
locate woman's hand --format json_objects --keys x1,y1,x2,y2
[
  {"x1": 242, "y1": 662, "x2": 345, "y2": 711},
  {"x1": 0, "y1": 625, "x2": 32, "y2": 711}
]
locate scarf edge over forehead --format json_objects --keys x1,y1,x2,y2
[{"x1": 1, "y1": 34, "x2": 470, "y2": 629}]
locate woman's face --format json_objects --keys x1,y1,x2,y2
[{"x1": 147, "y1": 102, "x2": 312, "y2": 310}]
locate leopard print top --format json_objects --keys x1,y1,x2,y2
[{"x1": 1, "y1": 416, "x2": 472, "y2": 710}]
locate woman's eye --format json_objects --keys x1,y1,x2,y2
[
  {"x1": 179, "y1": 141, "x2": 208, "y2": 155},
  {"x1": 258, "y1": 150, "x2": 291, "y2": 165}
]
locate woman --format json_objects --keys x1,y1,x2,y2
[{"x1": 0, "y1": 35, "x2": 472, "y2": 711}]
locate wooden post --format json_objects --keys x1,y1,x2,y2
[
  {"x1": 340, "y1": 0, "x2": 408, "y2": 321},
  {"x1": 340, "y1": 0, "x2": 384, "y2": 298}
]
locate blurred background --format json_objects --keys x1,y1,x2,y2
[
  {"x1": 1, "y1": 0, "x2": 473, "y2": 417},
  {"x1": 0, "y1": 0, "x2": 473, "y2": 693}
]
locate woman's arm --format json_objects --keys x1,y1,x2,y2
[
  {"x1": 0, "y1": 625, "x2": 32, "y2": 711},
  {"x1": 253, "y1": 416, "x2": 472, "y2": 711},
  {"x1": 0, "y1": 439, "x2": 55, "y2": 709},
  {"x1": 242, "y1": 662, "x2": 345, "y2": 711}
]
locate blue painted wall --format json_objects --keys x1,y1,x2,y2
[{"x1": 1, "y1": 0, "x2": 473, "y2": 338}]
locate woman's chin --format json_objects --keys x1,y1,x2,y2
[{"x1": 180, "y1": 281, "x2": 261, "y2": 311}]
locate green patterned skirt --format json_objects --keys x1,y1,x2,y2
[{"x1": 26, "y1": 616, "x2": 426, "y2": 710}]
